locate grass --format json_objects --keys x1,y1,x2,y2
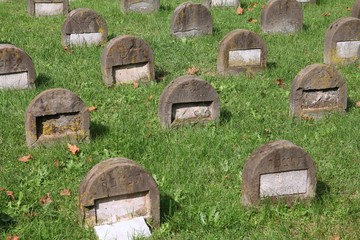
[{"x1": 1, "y1": 0, "x2": 360, "y2": 239}]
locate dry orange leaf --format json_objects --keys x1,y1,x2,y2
[
  {"x1": 356, "y1": 102, "x2": 360, "y2": 107},
  {"x1": 275, "y1": 79, "x2": 286, "y2": 88},
  {"x1": 40, "y1": 193, "x2": 52, "y2": 205},
  {"x1": 60, "y1": 188, "x2": 71, "y2": 196},
  {"x1": 54, "y1": 159, "x2": 60, "y2": 168},
  {"x1": 321, "y1": 11, "x2": 331, "y2": 16},
  {"x1": 236, "y1": 6, "x2": 244, "y2": 15},
  {"x1": 346, "y1": 7, "x2": 351, "y2": 11},
  {"x1": 63, "y1": 46, "x2": 74, "y2": 54},
  {"x1": 88, "y1": 106, "x2": 97, "y2": 112},
  {"x1": 18, "y1": 154, "x2": 31, "y2": 163},
  {"x1": 6, "y1": 191, "x2": 15, "y2": 200},
  {"x1": 133, "y1": 81, "x2": 139, "y2": 89},
  {"x1": 248, "y1": 18, "x2": 258, "y2": 23},
  {"x1": 67, "y1": 143, "x2": 80, "y2": 155},
  {"x1": 149, "y1": 95, "x2": 154, "y2": 101},
  {"x1": 252, "y1": 2, "x2": 258, "y2": 7},
  {"x1": 187, "y1": 67, "x2": 199, "y2": 75},
  {"x1": 6, "y1": 235, "x2": 20, "y2": 240}
]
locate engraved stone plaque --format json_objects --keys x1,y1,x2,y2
[
  {"x1": 336, "y1": 41, "x2": 360, "y2": 59},
  {"x1": 228, "y1": 49, "x2": 261, "y2": 66},
  {"x1": 27, "y1": 0, "x2": 68, "y2": 16},
  {"x1": 121, "y1": 0, "x2": 160, "y2": 13},
  {"x1": 204, "y1": 0, "x2": 240, "y2": 7}
]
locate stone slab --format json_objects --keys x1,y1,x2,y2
[
  {"x1": 172, "y1": 103, "x2": 212, "y2": 121},
  {"x1": 113, "y1": 62, "x2": 150, "y2": 84},
  {"x1": 352, "y1": 0, "x2": 360, "y2": 18},
  {"x1": 229, "y1": 49, "x2": 261, "y2": 66},
  {"x1": 204, "y1": 0, "x2": 239, "y2": 7},
  {"x1": 34, "y1": 3, "x2": 63, "y2": 16},
  {"x1": 69, "y1": 33, "x2": 103, "y2": 46},
  {"x1": 336, "y1": 41, "x2": 360, "y2": 58},
  {"x1": 121, "y1": 0, "x2": 160, "y2": 13},
  {"x1": 0, "y1": 72, "x2": 28, "y2": 89}
]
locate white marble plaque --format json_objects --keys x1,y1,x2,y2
[
  {"x1": 113, "y1": 62, "x2": 150, "y2": 84},
  {"x1": 336, "y1": 41, "x2": 360, "y2": 58},
  {"x1": 297, "y1": 0, "x2": 310, "y2": 2},
  {"x1": 95, "y1": 192, "x2": 149, "y2": 225},
  {"x1": 34, "y1": 3, "x2": 63, "y2": 16},
  {"x1": 69, "y1": 33, "x2": 103, "y2": 46},
  {"x1": 229, "y1": 49, "x2": 261, "y2": 67},
  {"x1": 94, "y1": 217, "x2": 151, "y2": 240},
  {"x1": 211, "y1": 0, "x2": 238, "y2": 7},
  {"x1": 173, "y1": 103, "x2": 211, "y2": 121},
  {"x1": 129, "y1": 2, "x2": 152, "y2": 11},
  {"x1": 0, "y1": 72, "x2": 28, "y2": 89},
  {"x1": 260, "y1": 170, "x2": 308, "y2": 197}
]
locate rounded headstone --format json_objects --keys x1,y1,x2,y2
[
  {"x1": 120, "y1": 0, "x2": 160, "y2": 13},
  {"x1": 78, "y1": 158, "x2": 160, "y2": 228},
  {"x1": 171, "y1": 2, "x2": 213, "y2": 38},
  {"x1": 100, "y1": 35, "x2": 155, "y2": 87},
  {"x1": 261, "y1": 0, "x2": 303, "y2": 34},
  {"x1": 217, "y1": 29, "x2": 267, "y2": 75},
  {"x1": 203, "y1": 0, "x2": 240, "y2": 7},
  {"x1": 27, "y1": 0, "x2": 69, "y2": 17},
  {"x1": 352, "y1": 0, "x2": 360, "y2": 18},
  {"x1": 61, "y1": 8, "x2": 108, "y2": 47},
  {"x1": 158, "y1": 75, "x2": 220, "y2": 127},
  {"x1": 290, "y1": 64, "x2": 347, "y2": 119},
  {"x1": 0, "y1": 44, "x2": 36, "y2": 90},
  {"x1": 242, "y1": 140, "x2": 317, "y2": 206},
  {"x1": 324, "y1": 17, "x2": 360, "y2": 65},
  {"x1": 25, "y1": 88, "x2": 90, "y2": 147}
]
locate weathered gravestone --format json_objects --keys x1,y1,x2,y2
[
  {"x1": 158, "y1": 75, "x2": 220, "y2": 127},
  {"x1": 78, "y1": 158, "x2": 160, "y2": 239},
  {"x1": 101, "y1": 35, "x2": 154, "y2": 86},
  {"x1": 27, "y1": 0, "x2": 68, "y2": 16},
  {"x1": 353, "y1": 0, "x2": 360, "y2": 18},
  {"x1": 61, "y1": 8, "x2": 108, "y2": 47},
  {"x1": 324, "y1": 17, "x2": 360, "y2": 65},
  {"x1": 217, "y1": 29, "x2": 267, "y2": 75},
  {"x1": 203, "y1": 0, "x2": 239, "y2": 7},
  {"x1": 171, "y1": 2, "x2": 213, "y2": 38},
  {"x1": 25, "y1": 88, "x2": 90, "y2": 147},
  {"x1": 261, "y1": 0, "x2": 303, "y2": 34},
  {"x1": 120, "y1": 0, "x2": 160, "y2": 13},
  {"x1": 242, "y1": 140, "x2": 316, "y2": 206},
  {"x1": 290, "y1": 64, "x2": 347, "y2": 119},
  {"x1": 0, "y1": 44, "x2": 36, "y2": 90}
]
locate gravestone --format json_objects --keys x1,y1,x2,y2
[
  {"x1": 0, "y1": 44, "x2": 36, "y2": 90},
  {"x1": 290, "y1": 64, "x2": 347, "y2": 119},
  {"x1": 78, "y1": 158, "x2": 160, "y2": 239},
  {"x1": 120, "y1": 0, "x2": 160, "y2": 13},
  {"x1": 217, "y1": 29, "x2": 267, "y2": 75},
  {"x1": 353, "y1": 0, "x2": 360, "y2": 18},
  {"x1": 203, "y1": 0, "x2": 239, "y2": 7},
  {"x1": 27, "y1": 0, "x2": 68, "y2": 16},
  {"x1": 101, "y1": 35, "x2": 154, "y2": 86},
  {"x1": 25, "y1": 88, "x2": 90, "y2": 147},
  {"x1": 61, "y1": 8, "x2": 108, "y2": 47},
  {"x1": 242, "y1": 140, "x2": 316, "y2": 206},
  {"x1": 261, "y1": 0, "x2": 303, "y2": 33},
  {"x1": 171, "y1": 2, "x2": 213, "y2": 38},
  {"x1": 324, "y1": 17, "x2": 360, "y2": 65},
  {"x1": 158, "y1": 75, "x2": 220, "y2": 127}
]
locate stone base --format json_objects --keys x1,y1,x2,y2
[{"x1": 0, "y1": 72, "x2": 28, "y2": 89}]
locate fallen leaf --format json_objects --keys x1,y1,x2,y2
[
  {"x1": 261, "y1": 4, "x2": 266, "y2": 9},
  {"x1": 275, "y1": 79, "x2": 286, "y2": 88},
  {"x1": 252, "y1": 2, "x2": 258, "y2": 7},
  {"x1": 63, "y1": 46, "x2": 74, "y2": 54},
  {"x1": 332, "y1": 236, "x2": 341, "y2": 240},
  {"x1": 149, "y1": 95, "x2": 154, "y2": 101},
  {"x1": 67, "y1": 143, "x2": 80, "y2": 155},
  {"x1": 247, "y1": 8, "x2": 254, "y2": 12},
  {"x1": 346, "y1": 7, "x2": 351, "y2": 11},
  {"x1": 40, "y1": 193, "x2": 52, "y2": 205},
  {"x1": 54, "y1": 159, "x2": 60, "y2": 168},
  {"x1": 24, "y1": 211, "x2": 38, "y2": 218},
  {"x1": 225, "y1": 175, "x2": 232, "y2": 179},
  {"x1": 60, "y1": 189, "x2": 71, "y2": 196},
  {"x1": 18, "y1": 154, "x2": 31, "y2": 163},
  {"x1": 356, "y1": 102, "x2": 360, "y2": 107},
  {"x1": 0, "y1": 187, "x2": 5, "y2": 191},
  {"x1": 6, "y1": 235, "x2": 20, "y2": 240},
  {"x1": 321, "y1": 11, "x2": 331, "y2": 16},
  {"x1": 133, "y1": 81, "x2": 139, "y2": 89},
  {"x1": 88, "y1": 106, "x2": 97, "y2": 112},
  {"x1": 236, "y1": 6, "x2": 244, "y2": 15},
  {"x1": 187, "y1": 67, "x2": 199, "y2": 75},
  {"x1": 301, "y1": 114, "x2": 314, "y2": 121},
  {"x1": 6, "y1": 191, "x2": 15, "y2": 200},
  {"x1": 248, "y1": 18, "x2": 258, "y2": 23}
]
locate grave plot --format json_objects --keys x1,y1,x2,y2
[
  {"x1": 290, "y1": 64, "x2": 347, "y2": 120},
  {"x1": 0, "y1": 44, "x2": 36, "y2": 90},
  {"x1": 78, "y1": 158, "x2": 160, "y2": 240},
  {"x1": 101, "y1": 35, "x2": 154, "y2": 86},
  {"x1": 158, "y1": 75, "x2": 220, "y2": 127},
  {"x1": 353, "y1": 0, "x2": 360, "y2": 18},
  {"x1": 61, "y1": 8, "x2": 108, "y2": 48},
  {"x1": 171, "y1": 2, "x2": 213, "y2": 38},
  {"x1": 261, "y1": 0, "x2": 303, "y2": 34},
  {"x1": 217, "y1": 29, "x2": 266, "y2": 75},
  {"x1": 25, "y1": 88, "x2": 90, "y2": 147},
  {"x1": 27, "y1": 0, "x2": 68, "y2": 17},
  {"x1": 324, "y1": 17, "x2": 360, "y2": 65},
  {"x1": 242, "y1": 140, "x2": 316, "y2": 206},
  {"x1": 203, "y1": 0, "x2": 240, "y2": 7},
  {"x1": 120, "y1": 0, "x2": 160, "y2": 13}
]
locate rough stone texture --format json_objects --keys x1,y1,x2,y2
[
  {"x1": 290, "y1": 64, "x2": 347, "y2": 119},
  {"x1": 61, "y1": 8, "x2": 108, "y2": 47},
  {"x1": 242, "y1": 140, "x2": 316, "y2": 206},
  {"x1": 324, "y1": 17, "x2": 360, "y2": 65},
  {"x1": 25, "y1": 88, "x2": 90, "y2": 147},
  {"x1": 261, "y1": 0, "x2": 303, "y2": 34},
  {"x1": 171, "y1": 2, "x2": 213, "y2": 38},
  {"x1": 0, "y1": 44, "x2": 36, "y2": 90},
  {"x1": 27, "y1": 0, "x2": 68, "y2": 16},
  {"x1": 158, "y1": 75, "x2": 220, "y2": 127},
  {"x1": 352, "y1": 0, "x2": 360, "y2": 18},
  {"x1": 120, "y1": 0, "x2": 160, "y2": 13},
  {"x1": 101, "y1": 35, "x2": 154, "y2": 87},
  {"x1": 217, "y1": 29, "x2": 267, "y2": 75},
  {"x1": 203, "y1": 0, "x2": 240, "y2": 7},
  {"x1": 78, "y1": 158, "x2": 160, "y2": 228}
]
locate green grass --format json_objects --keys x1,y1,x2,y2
[{"x1": 1, "y1": 0, "x2": 360, "y2": 239}]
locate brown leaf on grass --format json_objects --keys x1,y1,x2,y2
[
  {"x1": 261, "y1": 4, "x2": 266, "y2": 9},
  {"x1": 275, "y1": 79, "x2": 286, "y2": 88},
  {"x1": 187, "y1": 67, "x2": 199, "y2": 75},
  {"x1": 149, "y1": 95, "x2": 154, "y2": 101},
  {"x1": 356, "y1": 102, "x2": 360, "y2": 107},
  {"x1": 67, "y1": 143, "x2": 80, "y2": 155},
  {"x1": 252, "y1": 2, "x2": 258, "y2": 7},
  {"x1": 0, "y1": 187, "x2": 5, "y2": 191},
  {"x1": 301, "y1": 114, "x2": 314, "y2": 121},
  {"x1": 248, "y1": 18, "x2": 258, "y2": 23},
  {"x1": 236, "y1": 6, "x2": 244, "y2": 15},
  {"x1": 24, "y1": 211, "x2": 38, "y2": 218},
  {"x1": 60, "y1": 188, "x2": 71, "y2": 196},
  {"x1": 321, "y1": 11, "x2": 331, "y2": 16},
  {"x1": 40, "y1": 193, "x2": 52, "y2": 205},
  {"x1": 6, "y1": 235, "x2": 20, "y2": 240},
  {"x1": 54, "y1": 159, "x2": 60, "y2": 168},
  {"x1": 88, "y1": 106, "x2": 97, "y2": 112},
  {"x1": 247, "y1": 8, "x2": 254, "y2": 12},
  {"x1": 6, "y1": 191, "x2": 15, "y2": 200},
  {"x1": 63, "y1": 46, "x2": 74, "y2": 54},
  {"x1": 346, "y1": 7, "x2": 352, "y2": 11},
  {"x1": 133, "y1": 81, "x2": 139, "y2": 89},
  {"x1": 224, "y1": 175, "x2": 232, "y2": 179},
  {"x1": 332, "y1": 236, "x2": 341, "y2": 240},
  {"x1": 18, "y1": 154, "x2": 31, "y2": 163}
]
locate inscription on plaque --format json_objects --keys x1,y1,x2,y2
[
  {"x1": 302, "y1": 88, "x2": 339, "y2": 109},
  {"x1": 336, "y1": 41, "x2": 360, "y2": 58},
  {"x1": 112, "y1": 62, "x2": 150, "y2": 84},
  {"x1": 0, "y1": 72, "x2": 28, "y2": 89},
  {"x1": 69, "y1": 33, "x2": 103, "y2": 46},
  {"x1": 229, "y1": 49, "x2": 261, "y2": 66},
  {"x1": 171, "y1": 102, "x2": 212, "y2": 123},
  {"x1": 34, "y1": 3, "x2": 63, "y2": 16}
]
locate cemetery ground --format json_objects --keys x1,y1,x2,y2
[{"x1": 0, "y1": 0, "x2": 360, "y2": 239}]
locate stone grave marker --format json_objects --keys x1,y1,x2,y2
[
  {"x1": 261, "y1": 0, "x2": 303, "y2": 34},
  {"x1": 0, "y1": 44, "x2": 36, "y2": 90},
  {"x1": 290, "y1": 64, "x2": 347, "y2": 119},
  {"x1": 120, "y1": 0, "x2": 160, "y2": 13},
  {"x1": 353, "y1": 0, "x2": 360, "y2": 18},
  {"x1": 61, "y1": 8, "x2": 108, "y2": 48},
  {"x1": 101, "y1": 35, "x2": 154, "y2": 86},
  {"x1": 203, "y1": 0, "x2": 240, "y2": 7},
  {"x1": 242, "y1": 140, "x2": 316, "y2": 206},
  {"x1": 217, "y1": 29, "x2": 267, "y2": 75},
  {"x1": 171, "y1": 2, "x2": 213, "y2": 38},
  {"x1": 158, "y1": 75, "x2": 220, "y2": 127},
  {"x1": 324, "y1": 17, "x2": 360, "y2": 65},
  {"x1": 78, "y1": 158, "x2": 160, "y2": 239},
  {"x1": 25, "y1": 88, "x2": 90, "y2": 147},
  {"x1": 27, "y1": 0, "x2": 68, "y2": 17}
]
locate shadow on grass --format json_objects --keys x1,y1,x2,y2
[
  {"x1": 0, "y1": 212, "x2": 15, "y2": 231},
  {"x1": 160, "y1": 193, "x2": 180, "y2": 223},
  {"x1": 315, "y1": 180, "x2": 330, "y2": 200},
  {"x1": 220, "y1": 107, "x2": 232, "y2": 124},
  {"x1": 267, "y1": 62, "x2": 277, "y2": 69},
  {"x1": 160, "y1": 4, "x2": 172, "y2": 12},
  {"x1": 36, "y1": 73, "x2": 52, "y2": 88},
  {"x1": 107, "y1": 33, "x2": 117, "y2": 42},
  {"x1": 155, "y1": 67, "x2": 170, "y2": 83},
  {"x1": 90, "y1": 122, "x2": 109, "y2": 140},
  {"x1": 346, "y1": 98, "x2": 356, "y2": 112}
]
